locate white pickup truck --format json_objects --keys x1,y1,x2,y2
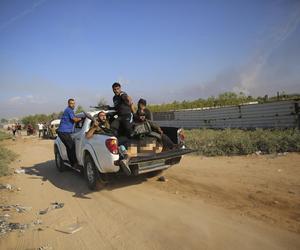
[{"x1": 54, "y1": 110, "x2": 193, "y2": 190}]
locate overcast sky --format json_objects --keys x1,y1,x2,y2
[{"x1": 0, "y1": 0, "x2": 300, "y2": 118}]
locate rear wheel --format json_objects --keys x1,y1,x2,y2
[
  {"x1": 55, "y1": 147, "x2": 66, "y2": 172},
  {"x1": 84, "y1": 154, "x2": 100, "y2": 190}
]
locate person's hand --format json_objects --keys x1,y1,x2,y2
[
  {"x1": 74, "y1": 117, "x2": 82, "y2": 122},
  {"x1": 93, "y1": 120, "x2": 99, "y2": 128}
]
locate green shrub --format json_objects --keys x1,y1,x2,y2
[
  {"x1": 0, "y1": 131, "x2": 12, "y2": 141},
  {"x1": 185, "y1": 128, "x2": 300, "y2": 156},
  {"x1": 0, "y1": 146, "x2": 17, "y2": 176},
  {"x1": 0, "y1": 131, "x2": 16, "y2": 176}
]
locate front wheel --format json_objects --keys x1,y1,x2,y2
[{"x1": 84, "y1": 154, "x2": 100, "y2": 190}]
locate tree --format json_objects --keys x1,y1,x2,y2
[
  {"x1": 21, "y1": 112, "x2": 63, "y2": 126},
  {"x1": 1, "y1": 118, "x2": 8, "y2": 124},
  {"x1": 57, "y1": 111, "x2": 64, "y2": 119},
  {"x1": 75, "y1": 105, "x2": 85, "y2": 114}
]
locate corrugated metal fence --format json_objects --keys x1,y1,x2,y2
[{"x1": 153, "y1": 100, "x2": 300, "y2": 129}]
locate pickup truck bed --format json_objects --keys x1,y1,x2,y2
[{"x1": 129, "y1": 148, "x2": 195, "y2": 175}]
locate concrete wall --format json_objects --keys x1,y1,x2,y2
[{"x1": 153, "y1": 100, "x2": 300, "y2": 129}]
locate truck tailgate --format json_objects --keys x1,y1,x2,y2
[{"x1": 129, "y1": 148, "x2": 195, "y2": 175}]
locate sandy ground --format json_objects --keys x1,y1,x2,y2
[{"x1": 0, "y1": 135, "x2": 300, "y2": 250}]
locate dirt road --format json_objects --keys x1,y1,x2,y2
[{"x1": 1, "y1": 136, "x2": 300, "y2": 250}]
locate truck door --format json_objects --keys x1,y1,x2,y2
[{"x1": 72, "y1": 118, "x2": 86, "y2": 165}]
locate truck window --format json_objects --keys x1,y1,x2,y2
[{"x1": 74, "y1": 118, "x2": 85, "y2": 133}]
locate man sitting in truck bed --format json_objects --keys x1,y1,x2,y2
[
  {"x1": 133, "y1": 110, "x2": 175, "y2": 151},
  {"x1": 135, "y1": 98, "x2": 152, "y2": 120}
]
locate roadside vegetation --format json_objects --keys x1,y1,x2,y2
[
  {"x1": 0, "y1": 131, "x2": 17, "y2": 176},
  {"x1": 149, "y1": 92, "x2": 300, "y2": 112},
  {"x1": 21, "y1": 112, "x2": 62, "y2": 127},
  {"x1": 185, "y1": 128, "x2": 300, "y2": 156},
  {"x1": 0, "y1": 130, "x2": 12, "y2": 141},
  {"x1": 21, "y1": 105, "x2": 85, "y2": 126}
]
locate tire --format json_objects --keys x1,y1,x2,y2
[
  {"x1": 146, "y1": 170, "x2": 163, "y2": 178},
  {"x1": 54, "y1": 146, "x2": 67, "y2": 172},
  {"x1": 84, "y1": 154, "x2": 100, "y2": 190}
]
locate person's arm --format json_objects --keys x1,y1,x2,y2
[
  {"x1": 148, "y1": 120, "x2": 163, "y2": 134},
  {"x1": 68, "y1": 109, "x2": 82, "y2": 123},
  {"x1": 73, "y1": 117, "x2": 82, "y2": 122},
  {"x1": 85, "y1": 120, "x2": 99, "y2": 139},
  {"x1": 145, "y1": 109, "x2": 152, "y2": 120},
  {"x1": 126, "y1": 95, "x2": 136, "y2": 113},
  {"x1": 130, "y1": 102, "x2": 136, "y2": 113},
  {"x1": 121, "y1": 93, "x2": 135, "y2": 112}
]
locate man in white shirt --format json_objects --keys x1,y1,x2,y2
[{"x1": 38, "y1": 123, "x2": 43, "y2": 138}]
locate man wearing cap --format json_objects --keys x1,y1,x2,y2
[{"x1": 136, "y1": 98, "x2": 152, "y2": 121}]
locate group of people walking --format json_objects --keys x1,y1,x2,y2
[{"x1": 10, "y1": 123, "x2": 22, "y2": 137}]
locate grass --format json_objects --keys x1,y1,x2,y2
[
  {"x1": 0, "y1": 147, "x2": 17, "y2": 176},
  {"x1": 0, "y1": 130, "x2": 17, "y2": 176},
  {"x1": 185, "y1": 128, "x2": 300, "y2": 156},
  {"x1": 0, "y1": 130, "x2": 12, "y2": 141}
]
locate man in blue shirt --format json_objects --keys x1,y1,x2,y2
[{"x1": 57, "y1": 98, "x2": 82, "y2": 167}]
